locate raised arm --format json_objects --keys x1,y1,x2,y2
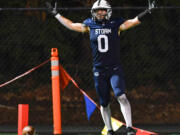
[
  {"x1": 55, "y1": 14, "x2": 89, "y2": 33},
  {"x1": 46, "y1": 2, "x2": 89, "y2": 33},
  {"x1": 119, "y1": 17, "x2": 140, "y2": 31},
  {"x1": 119, "y1": 0, "x2": 156, "y2": 32}
]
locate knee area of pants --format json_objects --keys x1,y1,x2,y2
[
  {"x1": 100, "y1": 103, "x2": 109, "y2": 108},
  {"x1": 117, "y1": 94, "x2": 128, "y2": 104}
]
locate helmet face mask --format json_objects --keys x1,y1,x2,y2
[
  {"x1": 94, "y1": 9, "x2": 108, "y2": 21},
  {"x1": 91, "y1": 0, "x2": 112, "y2": 22}
]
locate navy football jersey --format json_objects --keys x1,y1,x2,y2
[{"x1": 83, "y1": 18, "x2": 125, "y2": 67}]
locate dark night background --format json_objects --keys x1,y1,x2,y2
[{"x1": 0, "y1": 0, "x2": 179, "y2": 131}]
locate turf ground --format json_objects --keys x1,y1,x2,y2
[
  {"x1": 0, "y1": 124, "x2": 179, "y2": 135},
  {"x1": 0, "y1": 132, "x2": 179, "y2": 135},
  {"x1": 0, "y1": 133, "x2": 180, "y2": 135}
]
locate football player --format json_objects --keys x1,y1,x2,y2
[{"x1": 46, "y1": 0, "x2": 155, "y2": 135}]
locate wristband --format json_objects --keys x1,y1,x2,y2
[
  {"x1": 55, "y1": 13, "x2": 72, "y2": 30},
  {"x1": 55, "y1": 13, "x2": 61, "y2": 19}
]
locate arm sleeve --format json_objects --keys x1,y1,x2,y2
[
  {"x1": 82, "y1": 18, "x2": 91, "y2": 27},
  {"x1": 137, "y1": 9, "x2": 152, "y2": 22}
]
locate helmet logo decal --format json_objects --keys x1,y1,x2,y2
[{"x1": 98, "y1": 0, "x2": 101, "y2": 6}]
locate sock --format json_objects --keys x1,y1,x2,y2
[
  {"x1": 100, "y1": 104, "x2": 113, "y2": 131},
  {"x1": 117, "y1": 94, "x2": 132, "y2": 127}
]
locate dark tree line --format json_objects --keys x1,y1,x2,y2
[{"x1": 0, "y1": 0, "x2": 180, "y2": 8}]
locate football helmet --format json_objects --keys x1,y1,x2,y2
[
  {"x1": 22, "y1": 126, "x2": 35, "y2": 135},
  {"x1": 91, "y1": 0, "x2": 112, "y2": 21}
]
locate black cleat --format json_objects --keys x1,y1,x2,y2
[
  {"x1": 107, "y1": 130, "x2": 115, "y2": 135},
  {"x1": 126, "y1": 127, "x2": 136, "y2": 135}
]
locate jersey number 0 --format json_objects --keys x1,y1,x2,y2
[{"x1": 97, "y1": 35, "x2": 109, "y2": 53}]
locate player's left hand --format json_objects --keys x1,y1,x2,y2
[
  {"x1": 148, "y1": 0, "x2": 156, "y2": 13},
  {"x1": 137, "y1": 0, "x2": 157, "y2": 22}
]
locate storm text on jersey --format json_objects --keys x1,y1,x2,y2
[{"x1": 95, "y1": 28, "x2": 112, "y2": 35}]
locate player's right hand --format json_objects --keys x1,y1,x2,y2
[{"x1": 45, "y1": 2, "x2": 58, "y2": 16}]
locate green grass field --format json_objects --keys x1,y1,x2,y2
[
  {"x1": 0, "y1": 134, "x2": 17, "y2": 135},
  {"x1": 0, "y1": 133, "x2": 38, "y2": 135},
  {"x1": 0, "y1": 133, "x2": 180, "y2": 135},
  {"x1": 0, "y1": 134, "x2": 38, "y2": 135}
]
